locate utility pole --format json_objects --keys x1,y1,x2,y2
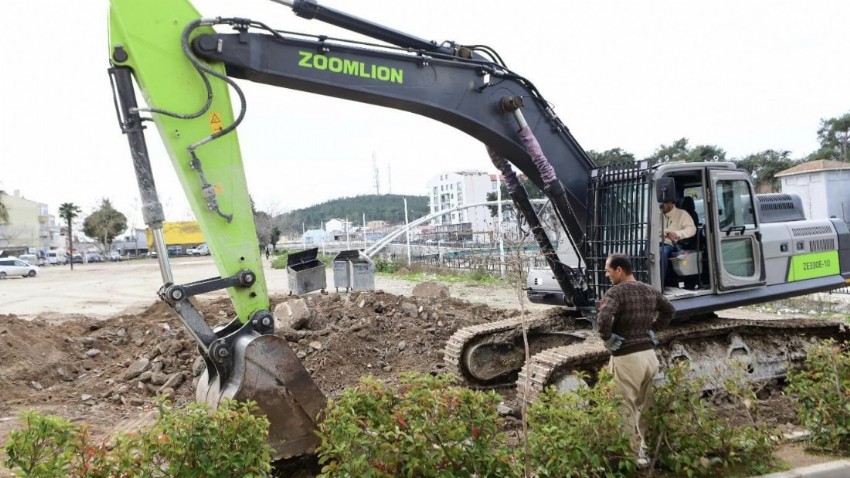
[
  {"x1": 404, "y1": 197, "x2": 411, "y2": 264},
  {"x1": 345, "y1": 218, "x2": 351, "y2": 250},
  {"x1": 496, "y1": 174, "x2": 505, "y2": 277}
]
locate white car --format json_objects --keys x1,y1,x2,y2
[
  {"x1": 0, "y1": 257, "x2": 39, "y2": 279},
  {"x1": 189, "y1": 243, "x2": 210, "y2": 256}
]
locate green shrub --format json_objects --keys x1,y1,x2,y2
[
  {"x1": 316, "y1": 373, "x2": 519, "y2": 477},
  {"x1": 786, "y1": 339, "x2": 850, "y2": 454},
  {"x1": 4, "y1": 411, "x2": 77, "y2": 477},
  {"x1": 645, "y1": 362, "x2": 777, "y2": 477},
  {"x1": 373, "y1": 257, "x2": 400, "y2": 273},
  {"x1": 4, "y1": 400, "x2": 273, "y2": 478},
  {"x1": 525, "y1": 371, "x2": 635, "y2": 477}
]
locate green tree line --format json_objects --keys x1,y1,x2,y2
[{"x1": 274, "y1": 194, "x2": 428, "y2": 236}]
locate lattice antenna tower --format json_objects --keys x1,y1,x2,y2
[{"x1": 372, "y1": 152, "x2": 380, "y2": 195}]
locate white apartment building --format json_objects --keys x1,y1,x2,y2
[
  {"x1": 426, "y1": 170, "x2": 497, "y2": 243},
  {"x1": 0, "y1": 190, "x2": 62, "y2": 254}
]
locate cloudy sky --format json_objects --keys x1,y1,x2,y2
[{"x1": 2, "y1": 0, "x2": 848, "y2": 226}]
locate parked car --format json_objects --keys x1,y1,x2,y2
[
  {"x1": 146, "y1": 251, "x2": 158, "y2": 258},
  {"x1": 72, "y1": 254, "x2": 83, "y2": 264},
  {"x1": 189, "y1": 243, "x2": 210, "y2": 256},
  {"x1": 108, "y1": 252, "x2": 123, "y2": 262},
  {"x1": 0, "y1": 257, "x2": 39, "y2": 279},
  {"x1": 19, "y1": 254, "x2": 38, "y2": 266},
  {"x1": 47, "y1": 251, "x2": 68, "y2": 265},
  {"x1": 86, "y1": 253, "x2": 103, "y2": 263}
]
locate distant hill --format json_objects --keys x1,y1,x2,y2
[{"x1": 276, "y1": 194, "x2": 429, "y2": 235}]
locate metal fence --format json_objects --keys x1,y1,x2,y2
[{"x1": 403, "y1": 252, "x2": 549, "y2": 274}]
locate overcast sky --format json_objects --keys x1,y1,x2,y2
[{"x1": 2, "y1": 0, "x2": 849, "y2": 227}]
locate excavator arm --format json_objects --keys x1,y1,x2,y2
[{"x1": 108, "y1": 0, "x2": 598, "y2": 458}]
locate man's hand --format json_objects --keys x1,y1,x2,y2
[
  {"x1": 604, "y1": 333, "x2": 624, "y2": 352},
  {"x1": 648, "y1": 330, "x2": 659, "y2": 347},
  {"x1": 665, "y1": 232, "x2": 679, "y2": 241}
]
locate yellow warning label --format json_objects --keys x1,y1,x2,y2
[{"x1": 209, "y1": 112, "x2": 223, "y2": 133}]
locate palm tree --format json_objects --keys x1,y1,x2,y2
[{"x1": 59, "y1": 203, "x2": 82, "y2": 270}]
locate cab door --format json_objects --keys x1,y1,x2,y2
[{"x1": 708, "y1": 170, "x2": 766, "y2": 291}]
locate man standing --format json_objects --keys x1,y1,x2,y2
[
  {"x1": 659, "y1": 199, "x2": 696, "y2": 288},
  {"x1": 598, "y1": 253, "x2": 676, "y2": 468}
]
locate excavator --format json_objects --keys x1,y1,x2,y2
[{"x1": 108, "y1": 0, "x2": 849, "y2": 459}]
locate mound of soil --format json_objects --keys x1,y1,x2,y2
[{"x1": 0, "y1": 290, "x2": 558, "y2": 434}]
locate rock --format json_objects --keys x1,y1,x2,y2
[
  {"x1": 56, "y1": 367, "x2": 75, "y2": 382},
  {"x1": 158, "y1": 387, "x2": 175, "y2": 398},
  {"x1": 117, "y1": 327, "x2": 127, "y2": 336},
  {"x1": 412, "y1": 281, "x2": 450, "y2": 299},
  {"x1": 296, "y1": 351, "x2": 307, "y2": 359},
  {"x1": 277, "y1": 326, "x2": 300, "y2": 342},
  {"x1": 150, "y1": 372, "x2": 169, "y2": 386},
  {"x1": 161, "y1": 373, "x2": 184, "y2": 390},
  {"x1": 129, "y1": 398, "x2": 145, "y2": 407},
  {"x1": 273, "y1": 299, "x2": 311, "y2": 330},
  {"x1": 497, "y1": 403, "x2": 514, "y2": 416},
  {"x1": 29, "y1": 381, "x2": 43, "y2": 391},
  {"x1": 401, "y1": 302, "x2": 419, "y2": 317},
  {"x1": 151, "y1": 361, "x2": 164, "y2": 373},
  {"x1": 397, "y1": 340, "x2": 407, "y2": 352},
  {"x1": 81, "y1": 394, "x2": 93, "y2": 401},
  {"x1": 308, "y1": 341, "x2": 323, "y2": 351},
  {"x1": 191, "y1": 356, "x2": 206, "y2": 377},
  {"x1": 81, "y1": 337, "x2": 96, "y2": 346},
  {"x1": 124, "y1": 358, "x2": 150, "y2": 380},
  {"x1": 85, "y1": 348, "x2": 102, "y2": 358},
  {"x1": 138, "y1": 371, "x2": 153, "y2": 383}
]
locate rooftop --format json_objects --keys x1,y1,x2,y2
[{"x1": 775, "y1": 159, "x2": 850, "y2": 177}]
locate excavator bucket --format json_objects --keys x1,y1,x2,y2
[{"x1": 196, "y1": 333, "x2": 327, "y2": 460}]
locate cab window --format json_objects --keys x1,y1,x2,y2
[{"x1": 716, "y1": 180, "x2": 756, "y2": 230}]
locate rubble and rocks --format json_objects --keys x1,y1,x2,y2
[{"x1": 0, "y1": 291, "x2": 524, "y2": 419}]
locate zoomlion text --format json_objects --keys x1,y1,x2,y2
[{"x1": 298, "y1": 51, "x2": 404, "y2": 84}]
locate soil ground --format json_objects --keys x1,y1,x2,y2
[{"x1": 0, "y1": 256, "x2": 846, "y2": 476}]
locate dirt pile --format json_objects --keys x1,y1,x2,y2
[{"x1": 0, "y1": 290, "x2": 550, "y2": 426}]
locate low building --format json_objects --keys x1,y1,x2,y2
[
  {"x1": 303, "y1": 228, "x2": 326, "y2": 245},
  {"x1": 776, "y1": 160, "x2": 850, "y2": 221},
  {"x1": 145, "y1": 221, "x2": 205, "y2": 255}
]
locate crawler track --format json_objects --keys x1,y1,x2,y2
[
  {"x1": 515, "y1": 317, "x2": 848, "y2": 403},
  {"x1": 443, "y1": 311, "x2": 589, "y2": 386},
  {"x1": 445, "y1": 309, "x2": 849, "y2": 402}
]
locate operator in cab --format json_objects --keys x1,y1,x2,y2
[{"x1": 659, "y1": 199, "x2": 696, "y2": 289}]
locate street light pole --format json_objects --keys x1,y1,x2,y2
[{"x1": 404, "y1": 197, "x2": 411, "y2": 264}]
